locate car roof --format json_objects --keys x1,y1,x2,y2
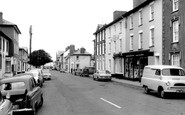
[
  {"x1": 145, "y1": 65, "x2": 183, "y2": 70},
  {"x1": 0, "y1": 75, "x2": 33, "y2": 84}
]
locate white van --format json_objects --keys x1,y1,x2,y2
[{"x1": 141, "y1": 65, "x2": 185, "y2": 98}]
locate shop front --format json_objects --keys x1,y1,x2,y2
[{"x1": 122, "y1": 50, "x2": 154, "y2": 81}]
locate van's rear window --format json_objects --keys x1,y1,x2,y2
[{"x1": 162, "y1": 69, "x2": 185, "y2": 76}]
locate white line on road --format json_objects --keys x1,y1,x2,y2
[{"x1": 100, "y1": 98, "x2": 122, "y2": 109}]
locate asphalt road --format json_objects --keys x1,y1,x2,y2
[{"x1": 37, "y1": 70, "x2": 185, "y2": 115}]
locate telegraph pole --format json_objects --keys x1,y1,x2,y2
[
  {"x1": 29, "y1": 25, "x2": 32, "y2": 69},
  {"x1": 29, "y1": 25, "x2": 32, "y2": 55}
]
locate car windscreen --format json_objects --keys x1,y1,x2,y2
[
  {"x1": 162, "y1": 68, "x2": 185, "y2": 76},
  {"x1": 42, "y1": 69, "x2": 50, "y2": 73},
  {"x1": 0, "y1": 82, "x2": 26, "y2": 91}
]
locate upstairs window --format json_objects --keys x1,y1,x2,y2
[
  {"x1": 149, "y1": 3, "x2": 154, "y2": 21},
  {"x1": 139, "y1": 31, "x2": 143, "y2": 49},
  {"x1": 120, "y1": 21, "x2": 122, "y2": 34},
  {"x1": 172, "y1": 0, "x2": 179, "y2": 12},
  {"x1": 139, "y1": 10, "x2": 143, "y2": 25},
  {"x1": 130, "y1": 15, "x2": 133, "y2": 29},
  {"x1": 172, "y1": 20, "x2": 179, "y2": 42},
  {"x1": 149, "y1": 27, "x2": 155, "y2": 47},
  {"x1": 130, "y1": 34, "x2": 134, "y2": 50}
]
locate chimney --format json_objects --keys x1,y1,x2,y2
[
  {"x1": 80, "y1": 47, "x2": 86, "y2": 54},
  {"x1": 113, "y1": 11, "x2": 127, "y2": 20},
  {"x1": 0, "y1": 12, "x2": 3, "y2": 24},
  {"x1": 133, "y1": 0, "x2": 147, "y2": 8}
]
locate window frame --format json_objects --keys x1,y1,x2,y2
[
  {"x1": 149, "y1": 26, "x2": 155, "y2": 47},
  {"x1": 172, "y1": 0, "x2": 179, "y2": 12},
  {"x1": 172, "y1": 20, "x2": 179, "y2": 43}
]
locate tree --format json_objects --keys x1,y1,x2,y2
[{"x1": 28, "y1": 49, "x2": 53, "y2": 68}]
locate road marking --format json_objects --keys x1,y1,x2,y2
[{"x1": 100, "y1": 98, "x2": 122, "y2": 109}]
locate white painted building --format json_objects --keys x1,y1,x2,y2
[{"x1": 70, "y1": 48, "x2": 91, "y2": 72}]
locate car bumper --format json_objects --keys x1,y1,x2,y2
[{"x1": 43, "y1": 75, "x2": 51, "y2": 79}]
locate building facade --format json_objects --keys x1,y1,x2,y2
[
  {"x1": 18, "y1": 47, "x2": 29, "y2": 73},
  {"x1": 0, "y1": 12, "x2": 21, "y2": 76},
  {"x1": 70, "y1": 48, "x2": 91, "y2": 72},
  {"x1": 162, "y1": 0, "x2": 185, "y2": 69},
  {"x1": 0, "y1": 31, "x2": 13, "y2": 78}
]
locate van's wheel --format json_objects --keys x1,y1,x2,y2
[
  {"x1": 144, "y1": 86, "x2": 150, "y2": 94},
  {"x1": 158, "y1": 88, "x2": 166, "y2": 98}
]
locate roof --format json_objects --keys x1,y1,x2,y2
[
  {"x1": 0, "y1": 19, "x2": 21, "y2": 34},
  {"x1": 0, "y1": 30, "x2": 12, "y2": 41},
  {"x1": 0, "y1": 75, "x2": 33, "y2": 83},
  {"x1": 145, "y1": 65, "x2": 183, "y2": 70},
  {"x1": 93, "y1": 0, "x2": 155, "y2": 35},
  {"x1": 72, "y1": 49, "x2": 91, "y2": 56}
]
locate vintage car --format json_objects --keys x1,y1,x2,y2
[
  {"x1": 27, "y1": 69, "x2": 44, "y2": 87},
  {"x1": 93, "y1": 70, "x2": 112, "y2": 81},
  {"x1": 0, "y1": 74, "x2": 43, "y2": 114},
  {"x1": 42, "y1": 69, "x2": 51, "y2": 80},
  {"x1": 81, "y1": 67, "x2": 95, "y2": 77},
  {"x1": 0, "y1": 91, "x2": 13, "y2": 115}
]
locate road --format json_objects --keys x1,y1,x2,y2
[{"x1": 37, "y1": 70, "x2": 185, "y2": 115}]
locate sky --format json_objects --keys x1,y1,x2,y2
[{"x1": 0, "y1": 0, "x2": 133, "y2": 61}]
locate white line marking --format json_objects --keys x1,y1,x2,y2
[{"x1": 100, "y1": 98, "x2": 122, "y2": 109}]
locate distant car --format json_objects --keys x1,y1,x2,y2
[
  {"x1": 0, "y1": 75, "x2": 43, "y2": 114},
  {"x1": 42, "y1": 69, "x2": 51, "y2": 80},
  {"x1": 27, "y1": 69, "x2": 44, "y2": 87},
  {"x1": 81, "y1": 67, "x2": 95, "y2": 77},
  {"x1": 74, "y1": 69, "x2": 83, "y2": 76},
  {"x1": 0, "y1": 91, "x2": 13, "y2": 115},
  {"x1": 60, "y1": 68, "x2": 65, "y2": 73},
  {"x1": 141, "y1": 65, "x2": 185, "y2": 98},
  {"x1": 93, "y1": 70, "x2": 112, "y2": 81}
]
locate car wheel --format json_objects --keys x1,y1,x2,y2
[
  {"x1": 144, "y1": 86, "x2": 150, "y2": 94},
  {"x1": 39, "y1": 95, "x2": 43, "y2": 107},
  {"x1": 158, "y1": 88, "x2": 166, "y2": 98},
  {"x1": 93, "y1": 76, "x2": 96, "y2": 80}
]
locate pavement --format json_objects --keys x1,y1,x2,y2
[
  {"x1": 89, "y1": 74, "x2": 142, "y2": 89},
  {"x1": 112, "y1": 77, "x2": 143, "y2": 89}
]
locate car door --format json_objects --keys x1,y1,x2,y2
[
  {"x1": 150, "y1": 69, "x2": 162, "y2": 90},
  {"x1": 28, "y1": 78, "x2": 42, "y2": 108},
  {"x1": 0, "y1": 99, "x2": 12, "y2": 115}
]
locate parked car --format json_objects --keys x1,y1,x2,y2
[
  {"x1": 81, "y1": 67, "x2": 95, "y2": 77},
  {"x1": 141, "y1": 65, "x2": 185, "y2": 98},
  {"x1": 27, "y1": 69, "x2": 44, "y2": 87},
  {"x1": 0, "y1": 74, "x2": 43, "y2": 114},
  {"x1": 74, "y1": 69, "x2": 83, "y2": 76},
  {"x1": 42, "y1": 69, "x2": 51, "y2": 80},
  {"x1": 60, "y1": 68, "x2": 65, "y2": 73},
  {"x1": 93, "y1": 70, "x2": 112, "y2": 81},
  {"x1": 0, "y1": 91, "x2": 13, "y2": 115}
]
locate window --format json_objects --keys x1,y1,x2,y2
[
  {"x1": 130, "y1": 15, "x2": 133, "y2": 29},
  {"x1": 0, "y1": 54, "x2": 2, "y2": 69},
  {"x1": 139, "y1": 10, "x2": 143, "y2": 25},
  {"x1": 109, "y1": 42, "x2": 111, "y2": 53},
  {"x1": 2, "y1": 38, "x2": 4, "y2": 51},
  {"x1": 172, "y1": 20, "x2": 179, "y2": 42},
  {"x1": 109, "y1": 28, "x2": 111, "y2": 37},
  {"x1": 114, "y1": 41, "x2": 116, "y2": 53},
  {"x1": 139, "y1": 31, "x2": 143, "y2": 49},
  {"x1": 172, "y1": 0, "x2": 179, "y2": 12},
  {"x1": 120, "y1": 39, "x2": 122, "y2": 52},
  {"x1": 114, "y1": 25, "x2": 116, "y2": 33},
  {"x1": 171, "y1": 53, "x2": 180, "y2": 66},
  {"x1": 120, "y1": 22, "x2": 122, "y2": 33},
  {"x1": 76, "y1": 56, "x2": 79, "y2": 60},
  {"x1": 0, "y1": 36, "x2": 1, "y2": 50},
  {"x1": 130, "y1": 35, "x2": 134, "y2": 50},
  {"x1": 149, "y1": 3, "x2": 154, "y2": 21},
  {"x1": 149, "y1": 27, "x2": 154, "y2": 47},
  {"x1": 155, "y1": 69, "x2": 161, "y2": 76}
]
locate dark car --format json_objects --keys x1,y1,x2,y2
[
  {"x1": 0, "y1": 74, "x2": 43, "y2": 114},
  {"x1": 74, "y1": 69, "x2": 83, "y2": 76},
  {"x1": 81, "y1": 67, "x2": 95, "y2": 77},
  {"x1": 0, "y1": 91, "x2": 13, "y2": 115}
]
